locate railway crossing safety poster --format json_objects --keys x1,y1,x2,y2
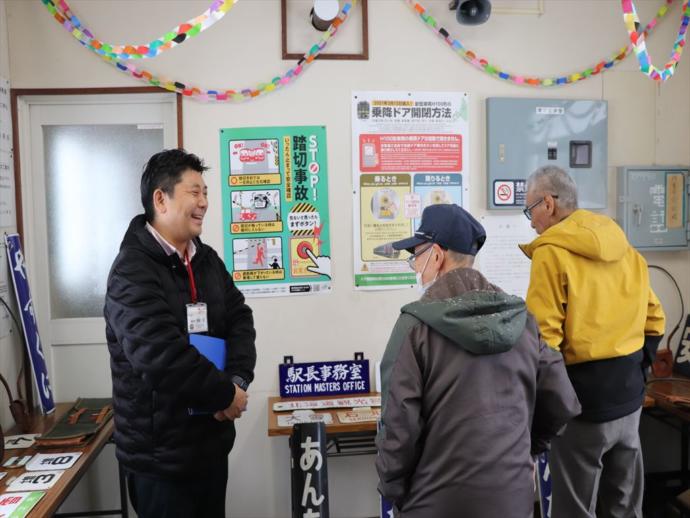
[{"x1": 220, "y1": 126, "x2": 331, "y2": 297}]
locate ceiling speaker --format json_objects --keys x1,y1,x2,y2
[{"x1": 454, "y1": 0, "x2": 491, "y2": 25}]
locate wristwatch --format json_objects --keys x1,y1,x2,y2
[{"x1": 231, "y1": 375, "x2": 249, "y2": 391}]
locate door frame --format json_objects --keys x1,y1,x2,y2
[{"x1": 9, "y1": 87, "x2": 182, "y2": 408}]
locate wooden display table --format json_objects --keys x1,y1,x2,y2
[{"x1": 1, "y1": 402, "x2": 126, "y2": 517}]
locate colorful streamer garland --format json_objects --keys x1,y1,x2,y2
[
  {"x1": 623, "y1": 0, "x2": 690, "y2": 81},
  {"x1": 42, "y1": 0, "x2": 357, "y2": 102},
  {"x1": 40, "y1": 0, "x2": 684, "y2": 100},
  {"x1": 406, "y1": 0, "x2": 677, "y2": 86},
  {"x1": 41, "y1": 0, "x2": 237, "y2": 60}
]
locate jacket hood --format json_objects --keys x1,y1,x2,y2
[
  {"x1": 519, "y1": 209, "x2": 628, "y2": 262},
  {"x1": 401, "y1": 268, "x2": 527, "y2": 355}
]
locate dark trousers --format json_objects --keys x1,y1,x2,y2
[{"x1": 126, "y1": 462, "x2": 228, "y2": 518}]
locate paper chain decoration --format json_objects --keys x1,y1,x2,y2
[
  {"x1": 406, "y1": 0, "x2": 677, "y2": 86},
  {"x1": 623, "y1": 0, "x2": 690, "y2": 81},
  {"x1": 41, "y1": 0, "x2": 237, "y2": 60},
  {"x1": 41, "y1": 0, "x2": 684, "y2": 100},
  {"x1": 43, "y1": 0, "x2": 358, "y2": 102}
]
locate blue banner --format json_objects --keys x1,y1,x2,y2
[
  {"x1": 279, "y1": 360, "x2": 369, "y2": 398},
  {"x1": 537, "y1": 452, "x2": 552, "y2": 518},
  {"x1": 380, "y1": 496, "x2": 394, "y2": 518},
  {"x1": 674, "y1": 314, "x2": 690, "y2": 377},
  {"x1": 6, "y1": 234, "x2": 55, "y2": 414}
]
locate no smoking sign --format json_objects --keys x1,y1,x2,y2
[{"x1": 494, "y1": 180, "x2": 515, "y2": 205}]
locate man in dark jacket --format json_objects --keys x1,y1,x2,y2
[
  {"x1": 104, "y1": 149, "x2": 256, "y2": 518},
  {"x1": 376, "y1": 203, "x2": 581, "y2": 518}
]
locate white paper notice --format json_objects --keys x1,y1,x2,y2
[
  {"x1": 476, "y1": 215, "x2": 536, "y2": 300},
  {"x1": 273, "y1": 396, "x2": 381, "y2": 412},
  {"x1": 3, "y1": 434, "x2": 39, "y2": 450},
  {"x1": 6, "y1": 470, "x2": 63, "y2": 492},
  {"x1": 0, "y1": 77, "x2": 11, "y2": 152},
  {"x1": 277, "y1": 410, "x2": 333, "y2": 427},
  {"x1": 26, "y1": 452, "x2": 82, "y2": 472},
  {"x1": 0, "y1": 150, "x2": 15, "y2": 228},
  {"x1": 337, "y1": 408, "x2": 381, "y2": 424}
]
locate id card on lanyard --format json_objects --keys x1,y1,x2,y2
[{"x1": 184, "y1": 249, "x2": 208, "y2": 333}]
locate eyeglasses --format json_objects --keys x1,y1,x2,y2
[
  {"x1": 406, "y1": 244, "x2": 434, "y2": 269},
  {"x1": 523, "y1": 194, "x2": 558, "y2": 221}
]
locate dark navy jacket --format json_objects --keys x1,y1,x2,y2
[{"x1": 104, "y1": 214, "x2": 256, "y2": 479}]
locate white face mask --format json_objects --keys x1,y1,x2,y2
[
  {"x1": 415, "y1": 247, "x2": 442, "y2": 294},
  {"x1": 416, "y1": 272, "x2": 435, "y2": 294}
]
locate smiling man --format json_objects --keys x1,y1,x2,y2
[{"x1": 104, "y1": 149, "x2": 256, "y2": 518}]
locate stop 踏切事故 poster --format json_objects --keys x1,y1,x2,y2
[{"x1": 220, "y1": 126, "x2": 331, "y2": 297}]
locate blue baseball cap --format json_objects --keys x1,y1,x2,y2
[{"x1": 392, "y1": 204, "x2": 486, "y2": 255}]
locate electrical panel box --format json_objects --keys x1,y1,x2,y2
[
  {"x1": 486, "y1": 98, "x2": 608, "y2": 210},
  {"x1": 617, "y1": 166, "x2": 690, "y2": 251}
]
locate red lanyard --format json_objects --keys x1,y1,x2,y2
[{"x1": 183, "y1": 250, "x2": 198, "y2": 304}]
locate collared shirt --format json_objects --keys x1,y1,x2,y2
[{"x1": 145, "y1": 222, "x2": 197, "y2": 263}]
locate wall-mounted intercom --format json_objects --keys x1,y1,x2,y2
[
  {"x1": 617, "y1": 166, "x2": 689, "y2": 251},
  {"x1": 486, "y1": 98, "x2": 608, "y2": 210}
]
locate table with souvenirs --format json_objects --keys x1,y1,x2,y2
[{"x1": 0, "y1": 399, "x2": 126, "y2": 518}]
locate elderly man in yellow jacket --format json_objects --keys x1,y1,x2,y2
[{"x1": 519, "y1": 165, "x2": 666, "y2": 518}]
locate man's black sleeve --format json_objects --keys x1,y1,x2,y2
[{"x1": 642, "y1": 335, "x2": 664, "y2": 369}]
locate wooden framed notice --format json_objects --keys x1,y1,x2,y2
[{"x1": 281, "y1": 0, "x2": 369, "y2": 60}]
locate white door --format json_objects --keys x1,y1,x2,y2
[{"x1": 17, "y1": 93, "x2": 177, "y2": 399}]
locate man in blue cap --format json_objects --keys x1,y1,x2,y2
[{"x1": 375, "y1": 203, "x2": 580, "y2": 518}]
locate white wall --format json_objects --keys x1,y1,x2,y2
[
  {"x1": 0, "y1": 0, "x2": 9, "y2": 79},
  {"x1": 0, "y1": 0, "x2": 26, "y2": 438},
  {"x1": 5, "y1": 1, "x2": 690, "y2": 516}
]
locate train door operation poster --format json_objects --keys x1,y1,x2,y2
[{"x1": 351, "y1": 91, "x2": 469, "y2": 290}]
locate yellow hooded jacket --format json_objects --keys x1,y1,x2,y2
[{"x1": 519, "y1": 209, "x2": 665, "y2": 366}]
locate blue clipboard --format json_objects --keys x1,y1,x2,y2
[
  {"x1": 190, "y1": 334, "x2": 226, "y2": 370},
  {"x1": 188, "y1": 334, "x2": 226, "y2": 415}
]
